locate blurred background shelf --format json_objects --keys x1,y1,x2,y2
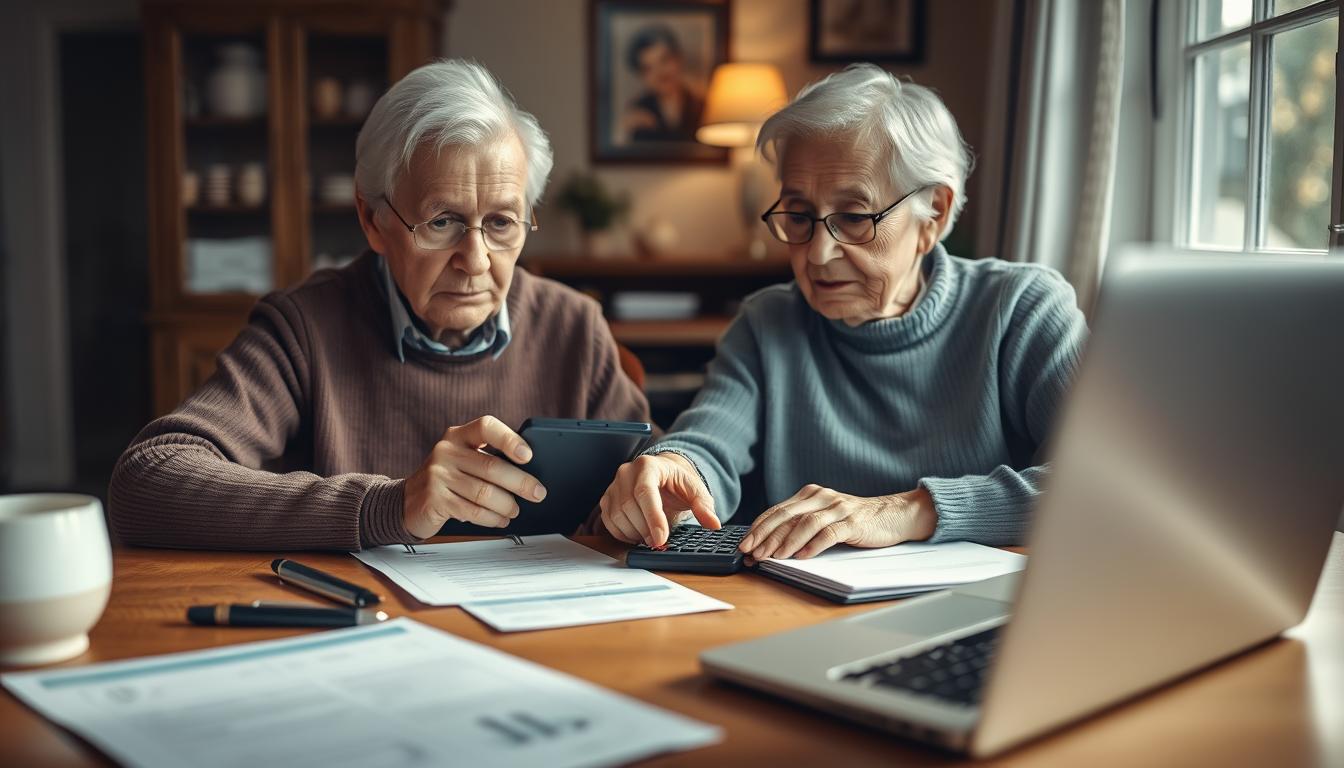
[
  {"x1": 523, "y1": 255, "x2": 791, "y2": 278},
  {"x1": 183, "y1": 116, "x2": 267, "y2": 129},
  {"x1": 311, "y1": 203, "x2": 357, "y2": 215},
  {"x1": 185, "y1": 205, "x2": 268, "y2": 214},
  {"x1": 608, "y1": 317, "x2": 734, "y2": 347},
  {"x1": 524, "y1": 254, "x2": 790, "y2": 329},
  {"x1": 524, "y1": 254, "x2": 793, "y2": 427},
  {"x1": 308, "y1": 116, "x2": 367, "y2": 127}
]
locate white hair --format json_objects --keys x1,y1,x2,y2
[
  {"x1": 757, "y1": 64, "x2": 974, "y2": 239},
  {"x1": 355, "y1": 59, "x2": 554, "y2": 209}
]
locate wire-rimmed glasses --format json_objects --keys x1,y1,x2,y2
[
  {"x1": 760, "y1": 185, "x2": 929, "y2": 245},
  {"x1": 383, "y1": 197, "x2": 538, "y2": 252}
]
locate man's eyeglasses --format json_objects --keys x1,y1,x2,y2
[
  {"x1": 760, "y1": 185, "x2": 929, "y2": 246},
  {"x1": 383, "y1": 197, "x2": 538, "y2": 252}
]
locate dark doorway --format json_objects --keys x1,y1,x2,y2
[
  {"x1": 59, "y1": 28, "x2": 150, "y2": 500},
  {"x1": 0, "y1": 154, "x2": 7, "y2": 489}
]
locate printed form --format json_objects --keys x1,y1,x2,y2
[
  {"x1": 353, "y1": 535, "x2": 732, "y2": 631},
  {"x1": 2, "y1": 618, "x2": 720, "y2": 768}
]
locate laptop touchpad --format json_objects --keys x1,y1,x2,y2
[{"x1": 855, "y1": 592, "x2": 1011, "y2": 637}]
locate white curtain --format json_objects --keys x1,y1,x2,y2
[{"x1": 977, "y1": 0, "x2": 1127, "y2": 314}]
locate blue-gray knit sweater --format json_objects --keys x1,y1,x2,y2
[{"x1": 649, "y1": 244, "x2": 1089, "y2": 546}]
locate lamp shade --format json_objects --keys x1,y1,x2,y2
[{"x1": 696, "y1": 63, "x2": 788, "y2": 148}]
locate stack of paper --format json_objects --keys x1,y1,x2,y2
[
  {"x1": 757, "y1": 541, "x2": 1027, "y2": 604},
  {"x1": 185, "y1": 236, "x2": 272, "y2": 293},
  {"x1": 2, "y1": 618, "x2": 721, "y2": 768},
  {"x1": 611, "y1": 291, "x2": 700, "y2": 320},
  {"x1": 354, "y1": 535, "x2": 732, "y2": 632}
]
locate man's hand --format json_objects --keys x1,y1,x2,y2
[
  {"x1": 598, "y1": 453, "x2": 720, "y2": 547},
  {"x1": 402, "y1": 416, "x2": 547, "y2": 540}
]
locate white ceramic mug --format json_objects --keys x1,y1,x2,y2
[{"x1": 0, "y1": 494, "x2": 112, "y2": 666}]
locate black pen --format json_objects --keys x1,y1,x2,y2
[
  {"x1": 186, "y1": 601, "x2": 388, "y2": 628},
  {"x1": 271, "y1": 558, "x2": 382, "y2": 607}
]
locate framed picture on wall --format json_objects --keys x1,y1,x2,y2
[
  {"x1": 590, "y1": 0, "x2": 731, "y2": 164},
  {"x1": 809, "y1": 0, "x2": 926, "y2": 64}
]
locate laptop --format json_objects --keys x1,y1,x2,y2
[{"x1": 700, "y1": 247, "x2": 1344, "y2": 757}]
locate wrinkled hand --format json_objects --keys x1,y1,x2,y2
[
  {"x1": 402, "y1": 416, "x2": 547, "y2": 540},
  {"x1": 599, "y1": 453, "x2": 720, "y2": 547},
  {"x1": 739, "y1": 484, "x2": 937, "y2": 560}
]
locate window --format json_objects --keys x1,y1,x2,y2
[{"x1": 1171, "y1": 0, "x2": 1342, "y2": 252}]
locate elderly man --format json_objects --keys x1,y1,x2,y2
[
  {"x1": 601, "y1": 65, "x2": 1088, "y2": 557},
  {"x1": 110, "y1": 60, "x2": 650, "y2": 550}
]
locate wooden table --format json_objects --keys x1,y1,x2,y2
[{"x1": 4, "y1": 534, "x2": 1342, "y2": 767}]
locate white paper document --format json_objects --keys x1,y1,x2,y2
[
  {"x1": 758, "y1": 541, "x2": 1027, "y2": 602},
  {"x1": 353, "y1": 535, "x2": 732, "y2": 631},
  {"x1": 1, "y1": 618, "x2": 721, "y2": 768}
]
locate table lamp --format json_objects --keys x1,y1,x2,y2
[{"x1": 696, "y1": 63, "x2": 788, "y2": 259}]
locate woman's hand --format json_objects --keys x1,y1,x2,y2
[
  {"x1": 739, "y1": 484, "x2": 937, "y2": 560},
  {"x1": 402, "y1": 416, "x2": 547, "y2": 540},
  {"x1": 599, "y1": 453, "x2": 720, "y2": 547}
]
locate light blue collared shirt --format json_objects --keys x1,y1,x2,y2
[{"x1": 376, "y1": 254, "x2": 511, "y2": 362}]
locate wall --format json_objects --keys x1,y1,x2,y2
[
  {"x1": 1, "y1": 1, "x2": 133, "y2": 492},
  {"x1": 0, "y1": 0, "x2": 138, "y2": 490},
  {"x1": 445, "y1": 0, "x2": 998, "y2": 257}
]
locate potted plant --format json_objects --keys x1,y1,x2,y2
[{"x1": 556, "y1": 172, "x2": 629, "y2": 256}]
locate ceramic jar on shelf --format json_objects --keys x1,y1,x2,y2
[
  {"x1": 203, "y1": 164, "x2": 232, "y2": 207},
  {"x1": 181, "y1": 170, "x2": 200, "y2": 207},
  {"x1": 236, "y1": 163, "x2": 266, "y2": 207},
  {"x1": 318, "y1": 173, "x2": 355, "y2": 206},
  {"x1": 312, "y1": 77, "x2": 342, "y2": 120},
  {"x1": 343, "y1": 79, "x2": 376, "y2": 118},
  {"x1": 207, "y1": 44, "x2": 266, "y2": 119}
]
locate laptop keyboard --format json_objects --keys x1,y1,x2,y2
[{"x1": 840, "y1": 626, "x2": 1001, "y2": 708}]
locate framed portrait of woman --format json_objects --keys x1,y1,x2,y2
[{"x1": 590, "y1": 0, "x2": 731, "y2": 164}]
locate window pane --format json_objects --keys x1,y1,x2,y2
[
  {"x1": 1274, "y1": 0, "x2": 1330, "y2": 15},
  {"x1": 1190, "y1": 42, "x2": 1251, "y2": 248},
  {"x1": 1197, "y1": 0, "x2": 1253, "y2": 40},
  {"x1": 1266, "y1": 17, "x2": 1338, "y2": 250}
]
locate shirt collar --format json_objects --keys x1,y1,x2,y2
[{"x1": 376, "y1": 254, "x2": 511, "y2": 362}]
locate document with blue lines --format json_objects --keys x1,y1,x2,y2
[
  {"x1": 353, "y1": 535, "x2": 731, "y2": 631},
  {"x1": 2, "y1": 618, "x2": 721, "y2": 768}
]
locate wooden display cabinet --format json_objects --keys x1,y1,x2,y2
[{"x1": 142, "y1": 0, "x2": 442, "y2": 415}]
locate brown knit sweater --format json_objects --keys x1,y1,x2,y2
[{"x1": 109, "y1": 253, "x2": 651, "y2": 551}]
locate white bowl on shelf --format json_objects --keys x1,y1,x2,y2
[{"x1": 318, "y1": 174, "x2": 355, "y2": 205}]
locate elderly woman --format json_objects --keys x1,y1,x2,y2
[
  {"x1": 110, "y1": 60, "x2": 650, "y2": 550},
  {"x1": 600, "y1": 65, "x2": 1087, "y2": 558}
]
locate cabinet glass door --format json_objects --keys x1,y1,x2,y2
[
  {"x1": 179, "y1": 28, "x2": 276, "y2": 295},
  {"x1": 300, "y1": 26, "x2": 388, "y2": 273}
]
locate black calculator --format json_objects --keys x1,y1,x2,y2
[{"x1": 625, "y1": 524, "x2": 752, "y2": 575}]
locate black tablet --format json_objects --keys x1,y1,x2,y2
[{"x1": 436, "y1": 418, "x2": 653, "y2": 536}]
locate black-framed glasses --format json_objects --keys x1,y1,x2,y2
[
  {"x1": 383, "y1": 197, "x2": 538, "y2": 252},
  {"x1": 760, "y1": 185, "x2": 929, "y2": 245}
]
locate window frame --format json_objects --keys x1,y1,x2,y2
[{"x1": 1155, "y1": 0, "x2": 1343, "y2": 254}]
